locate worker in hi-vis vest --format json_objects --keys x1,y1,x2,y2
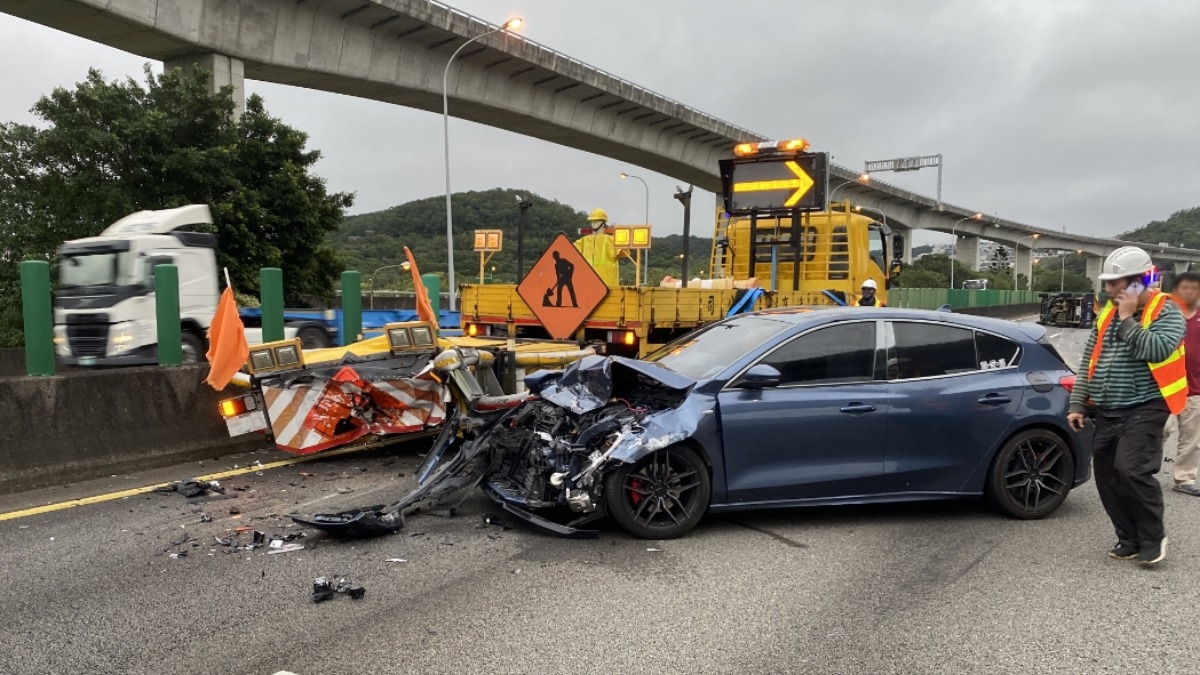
[
  {"x1": 1067, "y1": 245, "x2": 1186, "y2": 567},
  {"x1": 574, "y1": 208, "x2": 629, "y2": 287}
]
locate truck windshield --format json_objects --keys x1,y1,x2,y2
[
  {"x1": 643, "y1": 316, "x2": 792, "y2": 380},
  {"x1": 60, "y1": 251, "x2": 129, "y2": 288}
]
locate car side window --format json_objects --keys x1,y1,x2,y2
[
  {"x1": 760, "y1": 322, "x2": 876, "y2": 386},
  {"x1": 976, "y1": 331, "x2": 1021, "y2": 370},
  {"x1": 891, "y1": 322, "x2": 977, "y2": 379}
]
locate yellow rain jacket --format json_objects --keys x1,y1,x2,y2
[{"x1": 574, "y1": 232, "x2": 622, "y2": 287}]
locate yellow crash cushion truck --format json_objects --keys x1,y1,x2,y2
[{"x1": 459, "y1": 203, "x2": 899, "y2": 358}]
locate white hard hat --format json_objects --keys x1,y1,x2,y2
[
  {"x1": 1098, "y1": 246, "x2": 1154, "y2": 281},
  {"x1": 861, "y1": 278, "x2": 878, "y2": 290}
]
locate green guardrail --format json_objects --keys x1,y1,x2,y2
[{"x1": 889, "y1": 288, "x2": 1039, "y2": 310}]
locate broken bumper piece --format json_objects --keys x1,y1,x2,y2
[
  {"x1": 291, "y1": 505, "x2": 404, "y2": 538},
  {"x1": 482, "y1": 483, "x2": 599, "y2": 539}
]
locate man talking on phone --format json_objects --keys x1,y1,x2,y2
[{"x1": 1067, "y1": 246, "x2": 1186, "y2": 567}]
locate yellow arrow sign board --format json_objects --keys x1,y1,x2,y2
[
  {"x1": 732, "y1": 160, "x2": 814, "y2": 207},
  {"x1": 719, "y1": 152, "x2": 829, "y2": 215}
]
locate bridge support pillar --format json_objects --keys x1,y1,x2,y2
[
  {"x1": 164, "y1": 53, "x2": 245, "y2": 118},
  {"x1": 896, "y1": 226, "x2": 913, "y2": 264},
  {"x1": 1086, "y1": 254, "x2": 1104, "y2": 292},
  {"x1": 1014, "y1": 247, "x2": 1032, "y2": 290},
  {"x1": 954, "y1": 235, "x2": 980, "y2": 270},
  {"x1": 1175, "y1": 262, "x2": 1191, "y2": 275}
]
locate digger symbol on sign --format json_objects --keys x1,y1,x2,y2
[
  {"x1": 517, "y1": 233, "x2": 609, "y2": 341},
  {"x1": 542, "y1": 251, "x2": 578, "y2": 308}
]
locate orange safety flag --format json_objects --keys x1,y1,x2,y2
[
  {"x1": 404, "y1": 247, "x2": 438, "y2": 327},
  {"x1": 205, "y1": 286, "x2": 250, "y2": 390}
]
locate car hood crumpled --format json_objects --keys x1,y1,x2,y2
[
  {"x1": 524, "y1": 355, "x2": 703, "y2": 464},
  {"x1": 526, "y1": 354, "x2": 696, "y2": 415}
]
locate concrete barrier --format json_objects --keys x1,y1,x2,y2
[{"x1": 0, "y1": 366, "x2": 261, "y2": 494}]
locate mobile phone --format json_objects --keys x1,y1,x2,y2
[{"x1": 1127, "y1": 280, "x2": 1145, "y2": 295}]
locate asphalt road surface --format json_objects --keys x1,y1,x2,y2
[{"x1": 3, "y1": 326, "x2": 1199, "y2": 675}]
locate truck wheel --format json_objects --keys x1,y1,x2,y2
[
  {"x1": 181, "y1": 332, "x2": 206, "y2": 364},
  {"x1": 297, "y1": 327, "x2": 332, "y2": 349}
]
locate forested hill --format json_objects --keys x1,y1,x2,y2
[
  {"x1": 328, "y1": 188, "x2": 712, "y2": 286},
  {"x1": 1118, "y1": 207, "x2": 1200, "y2": 249}
]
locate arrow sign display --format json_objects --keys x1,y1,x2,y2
[
  {"x1": 719, "y1": 152, "x2": 829, "y2": 215},
  {"x1": 732, "y1": 160, "x2": 814, "y2": 207}
]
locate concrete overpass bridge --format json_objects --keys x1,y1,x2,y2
[{"x1": 5, "y1": 0, "x2": 1198, "y2": 284}]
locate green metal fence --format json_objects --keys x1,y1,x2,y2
[{"x1": 888, "y1": 288, "x2": 1039, "y2": 310}]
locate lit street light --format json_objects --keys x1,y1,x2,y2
[
  {"x1": 620, "y1": 172, "x2": 650, "y2": 285},
  {"x1": 829, "y1": 174, "x2": 871, "y2": 202},
  {"x1": 368, "y1": 262, "x2": 411, "y2": 310},
  {"x1": 1062, "y1": 249, "x2": 1083, "y2": 292},
  {"x1": 948, "y1": 213, "x2": 983, "y2": 291},
  {"x1": 442, "y1": 16, "x2": 523, "y2": 312}
]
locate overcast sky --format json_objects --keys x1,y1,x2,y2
[{"x1": 1, "y1": 0, "x2": 1197, "y2": 246}]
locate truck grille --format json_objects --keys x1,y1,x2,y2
[{"x1": 66, "y1": 313, "x2": 110, "y2": 357}]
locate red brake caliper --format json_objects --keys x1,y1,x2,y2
[{"x1": 629, "y1": 479, "x2": 643, "y2": 505}]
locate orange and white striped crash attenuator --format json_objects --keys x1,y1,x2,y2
[{"x1": 261, "y1": 367, "x2": 448, "y2": 455}]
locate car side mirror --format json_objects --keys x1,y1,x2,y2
[{"x1": 736, "y1": 364, "x2": 781, "y2": 389}]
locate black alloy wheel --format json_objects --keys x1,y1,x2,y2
[
  {"x1": 605, "y1": 445, "x2": 711, "y2": 539},
  {"x1": 987, "y1": 429, "x2": 1075, "y2": 519}
]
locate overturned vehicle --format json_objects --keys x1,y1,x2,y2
[{"x1": 298, "y1": 352, "x2": 711, "y2": 540}]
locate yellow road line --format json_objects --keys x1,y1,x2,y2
[{"x1": 0, "y1": 443, "x2": 377, "y2": 523}]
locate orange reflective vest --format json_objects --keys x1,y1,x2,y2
[{"x1": 1088, "y1": 291, "x2": 1188, "y2": 414}]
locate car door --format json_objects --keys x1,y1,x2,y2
[
  {"x1": 718, "y1": 320, "x2": 890, "y2": 503},
  {"x1": 882, "y1": 321, "x2": 1026, "y2": 494}
]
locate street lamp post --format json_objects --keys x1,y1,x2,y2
[
  {"x1": 368, "y1": 263, "x2": 411, "y2": 309},
  {"x1": 948, "y1": 213, "x2": 983, "y2": 291},
  {"x1": 620, "y1": 172, "x2": 650, "y2": 285},
  {"x1": 515, "y1": 194, "x2": 533, "y2": 280},
  {"x1": 442, "y1": 16, "x2": 523, "y2": 312},
  {"x1": 829, "y1": 174, "x2": 871, "y2": 202},
  {"x1": 1061, "y1": 249, "x2": 1083, "y2": 293},
  {"x1": 1013, "y1": 234, "x2": 1040, "y2": 290},
  {"x1": 674, "y1": 185, "x2": 694, "y2": 286}
]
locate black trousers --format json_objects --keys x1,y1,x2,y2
[{"x1": 1092, "y1": 399, "x2": 1169, "y2": 547}]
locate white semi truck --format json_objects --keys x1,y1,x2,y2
[{"x1": 54, "y1": 205, "x2": 223, "y2": 366}]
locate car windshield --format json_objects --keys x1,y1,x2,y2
[
  {"x1": 60, "y1": 251, "x2": 129, "y2": 288},
  {"x1": 644, "y1": 316, "x2": 792, "y2": 380}
]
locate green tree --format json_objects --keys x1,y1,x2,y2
[
  {"x1": 1031, "y1": 255, "x2": 1092, "y2": 293},
  {"x1": 0, "y1": 65, "x2": 352, "y2": 345}
]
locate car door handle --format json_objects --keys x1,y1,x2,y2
[
  {"x1": 839, "y1": 403, "x2": 877, "y2": 414},
  {"x1": 977, "y1": 394, "x2": 1013, "y2": 405}
]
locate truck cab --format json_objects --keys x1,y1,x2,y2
[{"x1": 54, "y1": 205, "x2": 218, "y2": 366}]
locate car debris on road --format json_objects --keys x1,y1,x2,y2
[{"x1": 311, "y1": 576, "x2": 365, "y2": 603}]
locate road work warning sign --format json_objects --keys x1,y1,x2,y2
[{"x1": 517, "y1": 233, "x2": 608, "y2": 340}]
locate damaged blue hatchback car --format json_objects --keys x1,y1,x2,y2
[{"x1": 301, "y1": 307, "x2": 1091, "y2": 539}]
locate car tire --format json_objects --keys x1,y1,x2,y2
[
  {"x1": 181, "y1": 331, "x2": 206, "y2": 364},
  {"x1": 986, "y1": 428, "x2": 1074, "y2": 519},
  {"x1": 604, "y1": 445, "x2": 711, "y2": 539},
  {"x1": 298, "y1": 326, "x2": 332, "y2": 350}
]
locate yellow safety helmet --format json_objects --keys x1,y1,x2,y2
[{"x1": 587, "y1": 208, "x2": 609, "y2": 223}]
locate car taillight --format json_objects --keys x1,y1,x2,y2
[{"x1": 1059, "y1": 375, "x2": 1075, "y2": 393}]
